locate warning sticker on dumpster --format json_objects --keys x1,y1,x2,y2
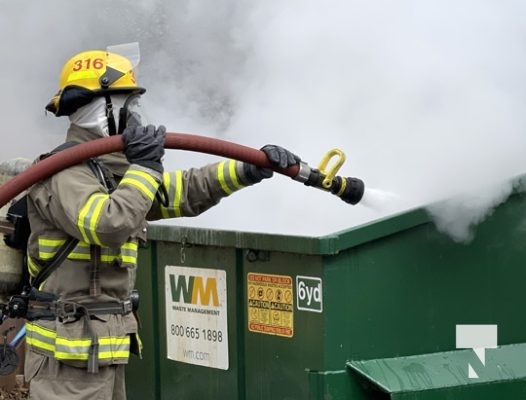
[
  {"x1": 247, "y1": 272, "x2": 293, "y2": 338},
  {"x1": 165, "y1": 266, "x2": 229, "y2": 370}
]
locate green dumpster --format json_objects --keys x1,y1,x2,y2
[{"x1": 126, "y1": 184, "x2": 526, "y2": 399}]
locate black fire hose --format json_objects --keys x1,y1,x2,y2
[{"x1": 0, "y1": 132, "x2": 364, "y2": 209}]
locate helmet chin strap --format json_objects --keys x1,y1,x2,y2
[
  {"x1": 117, "y1": 94, "x2": 142, "y2": 134},
  {"x1": 105, "y1": 94, "x2": 117, "y2": 136},
  {"x1": 104, "y1": 93, "x2": 140, "y2": 136},
  {"x1": 104, "y1": 94, "x2": 131, "y2": 136}
]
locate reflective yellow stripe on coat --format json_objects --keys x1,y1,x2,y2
[
  {"x1": 77, "y1": 193, "x2": 109, "y2": 245},
  {"x1": 26, "y1": 322, "x2": 130, "y2": 362},
  {"x1": 217, "y1": 160, "x2": 244, "y2": 195},
  {"x1": 160, "y1": 170, "x2": 183, "y2": 218},
  {"x1": 120, "y1": 168, "x2": 159, "y2": 201},
  {"x1": 35, "y1": 238, "x2": 139, "y2": 267}
]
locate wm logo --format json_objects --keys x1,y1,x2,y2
[{"x1": 169, "y1": 274, "x2": 219, "y2": 307}]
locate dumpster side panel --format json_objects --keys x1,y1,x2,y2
[
  {"x1": 324, "y1": 193, "x2": 526, "y2": 398},
  {"x1": 126, "y1": 190, "x2": 526, "y2": 399},
  {"x1": 324, "y1": 193, "x2": 526, "y2": 368},
  {"x1": 307, "y1": 368, "x2": 382, "y2": 400},
  {"x1": 244, "y1": 251, "x2": 325, "y2": 400},
  {"x1": 127, "y1": 242, "x2": 160, "y2": 400},
  {"x1": 156, "y1": 242, "x2": 241, "y2": 400}
]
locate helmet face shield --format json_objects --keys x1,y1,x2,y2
[
  {"x1": 107, "y1": 42, "x2": 140, "y2": 71},
  {"x1": 101, "y1": 42, "x2": 141, "y2": 89}
]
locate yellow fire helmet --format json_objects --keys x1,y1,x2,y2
[{"x1": 46, "y1": 49, "x2": 146, "y2": 117}]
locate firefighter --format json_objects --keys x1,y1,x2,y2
[{"x1": 24, "y1": 47, "x2": 300, "y2": 400}]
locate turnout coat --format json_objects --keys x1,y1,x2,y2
[{"x1": 25, "y1": 125, "x2": 255, "y2": 370}]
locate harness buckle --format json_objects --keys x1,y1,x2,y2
[
  {"x1": 122, "y1": 298, "x2": 133, "y2": 314},
  {"x1": 55, "y1": 301, "x2": 80, "y2": 320}
]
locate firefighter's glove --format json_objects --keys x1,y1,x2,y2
[
  {"x1": 123, "y1": 124, "x2": 166, "y2": 174},
  {"x1": 244, "y1": 145, "x2": 301, "y2": 183}
]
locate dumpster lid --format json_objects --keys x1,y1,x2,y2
[
  {"x1": 148, "y1": 175, "x2": 526, "y2": 255},
  {"x1": 347, "y1": 342, "x2": 526, "y2": 394},
  {"x1": 147, "y1": 207, "x2": 431, "y2": 255}
]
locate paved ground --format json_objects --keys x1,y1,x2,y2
[{"x1": 0, "y1": 387, "x2": 28, "y2": 399}]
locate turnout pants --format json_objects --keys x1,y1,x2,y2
[{"x1": 25, "y1": 349, "x2": 126, "y2": 400}]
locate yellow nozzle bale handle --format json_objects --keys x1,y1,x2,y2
[{"x1": 317, "y1": 149, "x2": 346, "y2": 189}]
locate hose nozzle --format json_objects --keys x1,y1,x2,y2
[
  {"x1": 292, "y1": 148, "x2": 365, "y2": 205},
  {"x1": 329, "y1": 176, "x2": 365, "y2": 205}
]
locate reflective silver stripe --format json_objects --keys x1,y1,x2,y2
[
  {"x1": 27, "y1": 255, "x2": 42, "y2": 278},
  {"x1": 218, "y1": 160, "x2": 244, "y2": 195},
  {"x1": 161, "y1": 172, "x2": 173, "y2": 218},
  {"x1": 98, "y1": 336, "x2": 130, "y2": 360},
  {"x1": 26, "y1": 322, "x2": 56, "y2": 354},
  {"x1": 38, "y1": 238, "x2": 67, "y2": 260},
  {"x1": 67, "y1": 242, "x2": 91, "y2": 260},
  {"x1": 227, "y1": 160, "x2": 244, "y2": 190},
  {"x1": 119, "y1": 241, "x2": 138, "y2": 264},
  {"x1": 26, "y1": 322, "x2": 130, "y2": 361},
  {"x1": 100, "y1": 246, "x2": 121, "y2": 263},
  {"x1": 34, "y1": 238, "x2": 138, "y2": 271},
  {"x1": 55, "y1": 338, "x2": 91, "y2": 359},
  {"x1": 55, "y1": 337, "x2": 130, "y2": 361},
  {"x1": 160, "y1": 171, "x2": 183, "y2": 218},
  {"x1": 77, "y1": 193, "x2": 109, "y2": 245},
  {"x1": 66, "y1": 241, "x2": 137, "y2": 265},
  {"x1": 120, "y1": 169, "x2": 159, "y2": 201}
]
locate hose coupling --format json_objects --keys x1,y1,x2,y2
[{"x1": 292, "y1": 162, "x2": 311, "y2": 183}]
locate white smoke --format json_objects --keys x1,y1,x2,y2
[
  {"x1": 427, "y1": 182, "x2": 514, "y2": 243},
  {"x1": 1, "y1": 0, "x2": 526, "y2": 239}
]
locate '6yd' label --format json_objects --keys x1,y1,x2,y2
[{"x1": 296, "y1": 276, "x2": 323, "y2": 313}]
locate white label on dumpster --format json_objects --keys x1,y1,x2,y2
[
  {"x1": 165, "y1": 266, "x2": 228, "y2": 370},
  {"x1": 296, "y1": 275, "x2": 323, "y2": 313}
]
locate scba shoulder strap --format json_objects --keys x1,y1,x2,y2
[{"x1": 31, "y1": 237, "x2": 79, "y2": 289}]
